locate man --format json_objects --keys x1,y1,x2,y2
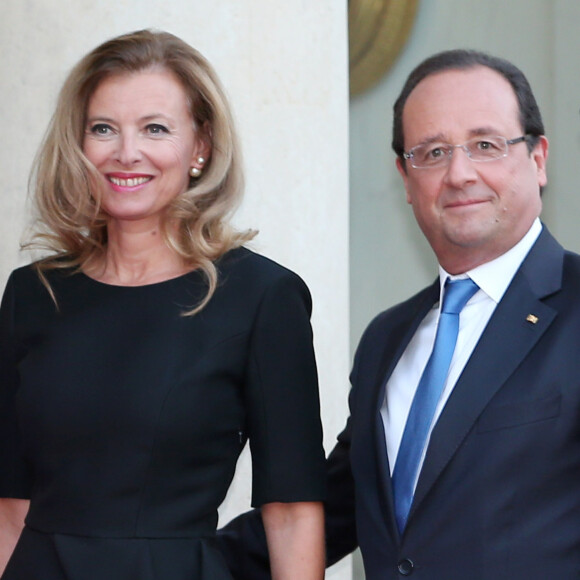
[{"x1": 217, "y1": 49, "x2": 580, "y2": 579}]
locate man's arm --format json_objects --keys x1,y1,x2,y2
[
  {"x1": 321, "y1": 424, "x2": 358, "y2": 566},
  {"x1": 217, "y1": 505, "x2": 271, "y2": 580},
  {"x1": 216, "y1": 421, "x2": 358, "y2": 578}
]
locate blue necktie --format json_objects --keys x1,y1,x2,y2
[{"x1": 392, "y1": 277, "x2": 479, "y2": 533}]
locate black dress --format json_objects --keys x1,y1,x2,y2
[{"x1": 0, "y1": 247, "x2": 326, "y2": 579}]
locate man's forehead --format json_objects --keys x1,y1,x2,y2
[
  {"x1": 414, "y1": 125, "x2": 511, "y2": 146},
  {"x1": 401, "y1": 67, "x2": 521, "y2": 141},
  {"x1": 406, "y1": 66, "x2": 516, "y2": 105}
]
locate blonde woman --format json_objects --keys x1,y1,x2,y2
[{"x1": 0, "y1": 29, "x2": 325, "y2": 580}]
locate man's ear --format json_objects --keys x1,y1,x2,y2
[
  {"x1": 396, "y1": 157, "x2": 412, "y2": 204},
  {"x1": 531, "y1": 135, "x2": 549, "y2": 188}
]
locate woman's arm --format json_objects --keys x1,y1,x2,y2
[
  {"x1": 0, "y1": 498, "x2": 28, "y2": 574},
  {"x1": 262, "y1": 501, "x2": 324, "y2": 580}
]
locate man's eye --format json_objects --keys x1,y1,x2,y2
[
  {"x1": 427, "y1": 146, "x2": 446, "y2": 159},
  {"x1": 476, "y1": 139, "x2": 500, "y2": 151},
  {"x1": 146, "y1": 124, "x2": 169, "y2": 135}
]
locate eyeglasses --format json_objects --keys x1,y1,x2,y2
[{"x1": 403, "y1": 135, "x2": 528, "y2": 169}]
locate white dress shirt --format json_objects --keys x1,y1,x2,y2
[{"x1": 381, "y1": 218, "x2": 542, "y2": 490}]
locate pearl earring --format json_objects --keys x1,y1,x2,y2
[{"x1": 189, "y1": 156, "x2": 206, "y2": 178}]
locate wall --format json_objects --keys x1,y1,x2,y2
[{"x1": 0, "y1": 2, "x2": 351, "y2": 578}]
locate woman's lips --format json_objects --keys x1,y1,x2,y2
[{"x1": 106, "y1": 173, "x2": 153, "y2": 190}]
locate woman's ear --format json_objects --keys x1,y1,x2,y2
[{"x1": 192, "y1": 123, "x2": 212, "y2": 166}]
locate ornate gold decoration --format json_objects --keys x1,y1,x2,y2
[{"x1": 349, "y1": 0, "x2": 419, "y2": 96}]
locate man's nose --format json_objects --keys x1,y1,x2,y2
[{"x1": 442, "y1": 145, "x2": 478, "y2": 187}]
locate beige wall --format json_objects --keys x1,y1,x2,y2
[
  {"x1": 350, "y1": 0, "x2": 580, "y2": 577},
  {"x1": 0, "y1": 3, "x2": 351, "y2": 578}
]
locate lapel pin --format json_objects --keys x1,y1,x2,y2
[{"x1": 526, "y1": 314, "x2": 539, "y2": 324}]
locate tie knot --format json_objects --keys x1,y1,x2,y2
[{"x1": 441, "y1": 278, "x2": 479, "y2": 315}]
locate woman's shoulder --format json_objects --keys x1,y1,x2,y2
[
  {"x1": 6, "y1": 262, "x2": 42, "y2": 289},
  {"x1": 4, "y1": 262, "x2": 82, "y2": 312},
  {"x1": 212, "y1": 246, "x2": 312, "y2": 312},
  {"x1": 8, "y1": 260, "x2": 75, "y2": 287},
  {"x1": 218, "y1": 246, "x2": 307, "y2": 287}
]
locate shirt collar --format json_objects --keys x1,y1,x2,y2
[{"x1": 438, "y1": 218, "x2": 543, "y2": 305}]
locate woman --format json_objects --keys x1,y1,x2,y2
[{"x1": 0, "y1": 29, "x2": 326, "y2": 579}]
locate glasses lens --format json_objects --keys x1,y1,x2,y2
[
  {"x1": 466, "y1": 136, "x2": 508, "y2": 161},
  {"x1": 407, "y1": 135, "x2": 514, "y2": 168},
  {"x1": 410, "y1": 144, "x2": 451, "y2": 168}
]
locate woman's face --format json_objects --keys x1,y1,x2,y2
[{"x1": 83, "y1": 69, "x2": 209, "y2": 229}]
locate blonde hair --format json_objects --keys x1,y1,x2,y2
[{"x1": 27, "y1": 29, "x2": 255, "y2": 313}]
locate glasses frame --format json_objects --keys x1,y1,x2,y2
[{"x1": 402, "y1": 135, "x2": 529, "y2": 169}]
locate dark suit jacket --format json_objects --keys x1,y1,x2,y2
[{"x1": 217, "y1": 227, "x2": 580, "y2": 579}]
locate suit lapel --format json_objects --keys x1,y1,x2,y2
[
  {"x1": 411, "y1": 228, "x2": 563, "y2": 518},
  {"x1": 371, "y1": 281, "x2": 440, "y2": 538}
]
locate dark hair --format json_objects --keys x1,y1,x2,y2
[{"x1": 392, "y1": 49, "x2": 545, "y2": 164}]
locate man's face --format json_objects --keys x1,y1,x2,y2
[{"x1": 396, "y1": 66, "x2": 548, "y2": 273}]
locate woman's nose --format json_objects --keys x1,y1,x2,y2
[{"x1": 115, "y1": 133, "x2": 142, "y2": 165}]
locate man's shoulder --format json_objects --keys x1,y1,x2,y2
[
  {"x1": 563, "y1": 247, "x2": 580, "y2": 268},
  {"x1": 361, "y1": 282, "x2": 438, "y2": 342}
]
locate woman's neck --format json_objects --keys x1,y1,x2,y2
[{"x1": 86, "y1": 221, "x2": 190, "y2": 286}]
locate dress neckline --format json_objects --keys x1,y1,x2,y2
[{"x1": 78, "y1": 268, "x2": 199, "y2": 290}]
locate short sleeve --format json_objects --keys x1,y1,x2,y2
[
  {"x1": 0, "y1": 273, "x2": 32, "y2": 498},
  {"x1": 244, "y1": 271, "x2": 326, "y2": 506}
]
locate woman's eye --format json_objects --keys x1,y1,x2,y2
[
  {"x1": 89, "y1": 123, "x2": 112, "y2": 136},
  {"x1": 146, "y1": 124, "x2": 169, "y2": 135}
]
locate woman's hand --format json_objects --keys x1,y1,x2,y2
[
  {"x1": 0, "y1": 498, "x2": 28, "y2": 574},
  {"x1": 262, "y1": 501, "x2": 324, "y2": 580}
]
